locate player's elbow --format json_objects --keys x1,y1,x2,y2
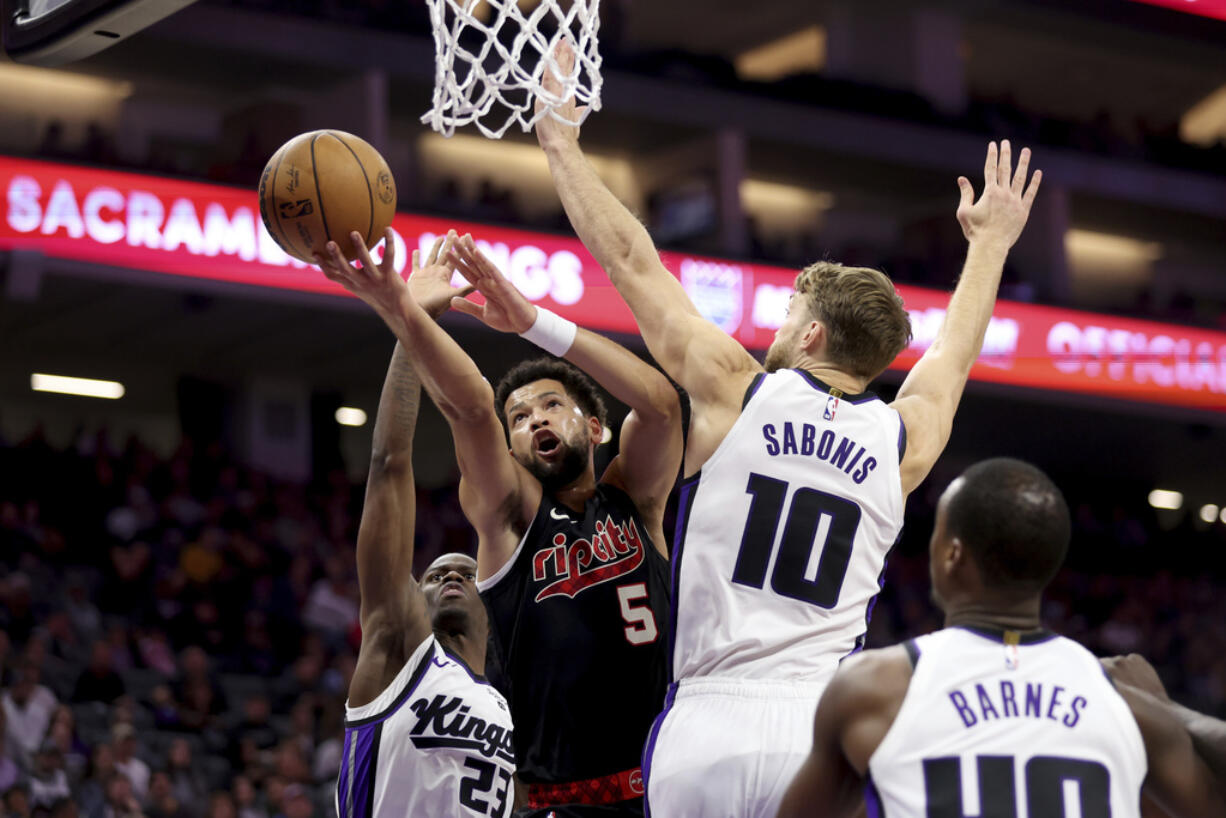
[
  {"x1": 368, "y1": 449, "x2": 412, "y2": 481},
  {"x1": 437, "y1": 380, "x2": 498, "y2": 425}
]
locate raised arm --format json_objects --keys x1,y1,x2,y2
[
  {"x1": 892, "y1": 141, "x2": 1041, "y2": 495},
  {"x1": 317, "y1": 230, "x2": 540, "y2": 580},
  {"x1": 535, "y1": 44, "x2": 759, "y2": 409},
  {"x1": 449, "y1": 237, "x2": 683, "y2": 546},
  {"x1": 346, "y1": 339, "x2": 433, "y2": 707}
]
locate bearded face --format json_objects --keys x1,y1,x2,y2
[
  {"x1": 763, "y1": 292, "x2": 809, "y2": 373},
  {"x1": 504, "y1": 379, "x2": 597, "y2": 491}
]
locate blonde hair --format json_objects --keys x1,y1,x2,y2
[{"x1": 794, "y1": 261, "x2": 912, "y2": 379}]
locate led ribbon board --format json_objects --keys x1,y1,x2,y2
[{"x1": 2, "y1": 156, "x2": 1224, "y2": 411}]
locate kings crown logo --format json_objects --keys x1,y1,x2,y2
[{"x1": 531, "y1": 515, "x2": 646, "y2": 602}]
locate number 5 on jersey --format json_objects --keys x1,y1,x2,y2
[{"x1": 617, "y1": 583, "x2": 659, "y2": 645}]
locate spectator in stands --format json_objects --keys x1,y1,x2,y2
[
  {"x1": 95, "y1": 773, "x2": 143, "y2": 818},
  {"x1": 27, "y1": 743, "x2": 70, "y2": 810},
  {"x1": 143, "y1": 772, "x2": 180, "y2": 818},
  {"x1": 273, "y1": 784, "x2": 309, "y2": 818},
  {"x1": 3, "y1": 784, "x2": 30, "y2": 818},
  {"x1": 44, "y1": 710, "x2": 87, "y2": 784},
  {"x1": 76, "y1": 744, "x2": 115, "y2": 818},
  {"x1": 0, "y1": 575, "x2": 38, "y2": 648},
  {"x1": 0, "y1": 710, "x2": 19, "y2": 793},
  {"x1": 164, "y1": 741, "x2": 205, "y2": 814},
  {"x1": 300, "y1": 556, "x2": 357, "y2": 643},
  {"x1": 225, "y1": 696, "x2": 276, "y2": 774},
  {"x1": 109, "y1": 726, "x2": 148, "y2": 802},
  {"x1": 228, "y1": 777, "x2": 262, "y2": 818},
  {"x1": 3, "y1": 664, "x2": 58, "y2": 767},
  {"x1": 171, "y1": 651, "x2": 225, "y2": 718},
  {"x1": 63, "y1": 579, "x2": 101, "y2": 643},
  {"x1": 48, "y1": 798, "x2": 76, "y2": 818},
  {"x1": 71, "y1": 643, "x2": 126, "y2": 705},
  {"x1": 203, "y1": 793, "x2": 234, "y2": 818}
]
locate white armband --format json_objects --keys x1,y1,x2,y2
[{"x1": 519, "y1": 307, "x2": 577, "y2": 357}]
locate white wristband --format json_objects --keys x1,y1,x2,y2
[{"x1": 519, "y1": 307, "x2": 577, "y2": 357}]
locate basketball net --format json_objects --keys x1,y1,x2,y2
[{"x1": 422, "y1": 0, "x2": 602, "y2": 139}]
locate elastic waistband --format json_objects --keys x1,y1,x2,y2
[
  {"x1": 526, "y1": 766, "x2": 645, "y2": 808},
  {"x1": 673, "y1": 676, "x2": 831, "y2": 700}
]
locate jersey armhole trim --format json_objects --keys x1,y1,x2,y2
[
  {"x1": 742, "y1": 372, "x2": 767, "y2": 409},
  {"x1": 476, "y1": 504, "x2": 543, "y2": 592},
  {"x1": 903, "y1": 639, "x2": 921, "y2": 668},
  {"x1": 344, "y1": 636, "x2": 435, "y2": 727},
  {"x1": 896, "y1": 411, "x2": 907, "y2": 461}
]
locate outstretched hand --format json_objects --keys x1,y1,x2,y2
[
  {"x1": 315, "y1": 228, "x2": 414, "y2": 327},
  {"x1": 448, "y1": 235, "x2": 538, "y2": 334},
  {"x1": 409, "y1": 230, "x2": 475, "y2": 320},
  {"x1": 956, "y1": 140, "x2": 1042, "y2": 250},
  {"x1": 314, "y1": 229, "x2": 473, "y2": 325},
  {"x1": 534, "y1": 39, "x2": 586, "y2": 151}
]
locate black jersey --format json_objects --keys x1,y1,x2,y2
[{"x1": 478, "y1": 483, "x2": 670, "y2": 786}]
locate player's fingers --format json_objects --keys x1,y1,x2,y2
[
  {"x1": 1012, "y1": 148, "x2": 1031, "y2": 196},
  {"x1": 351, "y1": 232, "x2": 379, "y2": 277},
  {"x1": 326, "y1": 241, "x2": 350, "y2": 275},
  {"x1": 440, "y1": 230, "x2": 460, "y2": 268},
  {"x1": 984, "y1": 141, "x2": 997, "y2": 188},
  {"x1": 1022, "y1": 169, "x2": 1043, "y2": 209},
  {"x1": 450, "y1": 296, "x2": 483, "y2": 318},
  {"x1": 998, "y1": 140, "x2": 1012, "y2": 187},
  {"x1": 455, "y1": 243, "x2": 492, "y2": 283},
  {"x1": 411, "y1": 248, "x2": 420, "y2": 273},
  {"x1": 380, "y1": 227, "x2": 396, "y2": 271},
  {"x1": 448, "y1": 251, "x2": 480, "y2": 286},
  {"x1": 426, "y1": 234, "x2": 445, "y2": 268},
  {"x1": 454, "y1": 284, "x2": 476, "y2": 299},
  {"x1": 957, "y1": 176, "x2": 974, "y2": 210}
]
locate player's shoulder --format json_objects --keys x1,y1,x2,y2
[{"x1": 826, "y1": 645, "x2": 915, "y2": 715}]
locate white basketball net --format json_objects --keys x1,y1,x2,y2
[{"x1": 422, "y1": 0, "x2": 602, "y2": 139}]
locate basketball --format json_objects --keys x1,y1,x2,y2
[{"x1": 258, "y1": 130, "x2": 397, "y2": 263}]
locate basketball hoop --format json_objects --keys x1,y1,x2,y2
[{"x1": 421, "y1": 0, "x2": 602, "y2": 139}]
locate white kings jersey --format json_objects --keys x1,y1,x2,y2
[
  {"x1": 868, "y1": 626, "x2": 1147, "y2": 818},
  {"x1": 671, "y1": 369, "x2": 906, "y2": 682},
  {"x1": 338, "y1": 635, "x2": 515, "y2": 818}
]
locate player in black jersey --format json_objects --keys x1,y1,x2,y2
[{"x1": 319, "y1": 229, "x2": 682, "y2": 818}]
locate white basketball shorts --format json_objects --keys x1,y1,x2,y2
[{"x1": 641, "y1": 676, "x2": 831, "y2": 818}]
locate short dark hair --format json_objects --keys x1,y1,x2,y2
[
  {"x1": 494, "y1": 357, "x2": 608, "y2": 431},
  {"x1": 945, "y1": 458, "x2": 1070, "y2": 596}
]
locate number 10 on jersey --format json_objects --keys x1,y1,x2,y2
[{"x1": 731, "y1": 473, "x2": 861, "y2": 608}]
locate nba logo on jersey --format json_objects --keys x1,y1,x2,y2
[
  {"x1": 823, "y1": 394, "x2": 839, "y2": 421},
  {"x1": 1004, "y1": 633, "x2": 1021, "y2": 670}
]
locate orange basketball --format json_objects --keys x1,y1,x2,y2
[{"x1": 258, "y1": 130, "x2": 397, "y2": 263}]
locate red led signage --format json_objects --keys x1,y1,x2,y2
[
  {"x1": 1127, "y1": 0, "x2": 1226, "y2": 21},
  {"x1": 2, "y1": 156, "x2": 1224, "y2": 411}
]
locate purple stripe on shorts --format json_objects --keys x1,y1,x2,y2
[
  {"x1": 350, "y1": 723, "x2": 380, "y2": 818},
  {"x1": 865, "y1": 772, "x2": 885, "y2": 818},
  {"x1": 336, "y1": 730, "x2": 353, "y2": 818},
  {"x1": 640, "y1": 682, "x2": 679, "y2": 818}
]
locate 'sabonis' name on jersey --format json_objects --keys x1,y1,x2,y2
[
  {"x1": 761, "y1": 422, "x2": 877, "y2": 484},
  {"x1": 946, "y1": 679, "x2": 1090, "y2": 730}
]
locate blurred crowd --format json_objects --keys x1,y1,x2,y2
[{"x1": 1, "y1": 418, "x2": 1224, "y2": 817}]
